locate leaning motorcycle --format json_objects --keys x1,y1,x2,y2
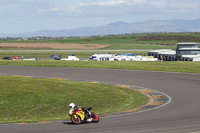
[{"x1": 69, "y1": 107, "x2": 99, "y2": 124}]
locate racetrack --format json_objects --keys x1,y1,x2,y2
[{"x1": 0, "y1": 66, "x2": 200, "y2": 133}]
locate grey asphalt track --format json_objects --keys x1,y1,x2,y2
[{"x1": 0, "y1": 65, "x2": 200, "y2": 133}]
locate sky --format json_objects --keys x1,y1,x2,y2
[{"x1": 0, "y1": 0, "x2": 200, "y2": 33}]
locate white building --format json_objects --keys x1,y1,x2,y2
[{"x1": 148, "y1": 43, "x2": 200, "y2": 61}]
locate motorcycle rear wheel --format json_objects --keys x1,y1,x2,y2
[{"x1": 71, "y1": 114, "x2": 81, "y2": 124}]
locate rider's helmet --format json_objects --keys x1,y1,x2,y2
[{"x1": 69, "y1": 103, "x2": 75, "y2": 109}]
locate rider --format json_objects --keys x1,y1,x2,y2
[{"x1": 69, "y1": 103, "x2": 92, "y2": 122}]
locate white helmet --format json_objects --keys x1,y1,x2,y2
[{"x1": 69, "y1": 103, "x2": 75, "y2": 108}]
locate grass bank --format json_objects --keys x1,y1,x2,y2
[
  {"x1": 103, "y1": 44, "x2": 176, "y2": 50},
  {"x1": 0, "y1": 76, "x2": 148, "y2": 124},
  {"x1": 0, "y1": 60, "x2": 200, "y2": 73},
  {"x1": 1, "y1": 33, "x2": 200, "y2": 45}
]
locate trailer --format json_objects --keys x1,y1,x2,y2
[
  {"x1": 61, "y1": 55, "x2": 80, "y2": 61},
  {"x1": 90, "y1": 54, "x2": 115, "y2": 61}
]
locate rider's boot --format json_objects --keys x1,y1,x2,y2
[
  {"x1": 87, "y1": 118, "x2": 92, "y2": 122},
  {"x1": 87, "y1": 114, "x2": 92, "y2": 122},
  {"x1": 86, "y1": 111, "x2": 92, "y2": 122}
]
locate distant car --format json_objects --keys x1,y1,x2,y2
[
  {"x1": 50, "y1": 55, "x2": 62, "y2": 60},
  {"x1": 12, "y1": 57, "x2": 19, "y2": 60},
  {"x1": 3, "y1": 57, "x2": 12, "y2": 60}
]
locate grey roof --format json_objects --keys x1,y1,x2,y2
[
  {"x1": 179, "y1": 48, "x2": 200, "y2": 51},
  {"x1": 176, "y1": 43, "x2": 199, "y2": 45}
]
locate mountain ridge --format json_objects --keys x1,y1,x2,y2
[{"x1": 1, "y1": 19, "x2": 200, "y2": 37}]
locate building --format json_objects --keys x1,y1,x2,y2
[{"x1": 148, "y1": 43, "x2": 200, "y2": 61}]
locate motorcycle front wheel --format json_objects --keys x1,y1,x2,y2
[
  {"x1": 91, "y1": 113, "x2": 99, "y2": 123},
  {"x1": 71, "y1": 114, "x2": 81, "y2": 124}
]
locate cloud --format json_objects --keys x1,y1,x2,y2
[
  {"x1": 80, "y1": 0, "x2": 127, "y2": 6},
  {"x1": 71, "y1": 0, "x2": 199, "y2": 17},
  {"x1": 50, "y1": 0, "x2": 199, "y2": 16},
  {"x1": 1, "y1": 0, "x2": 199, "y2": 18},
  {"x1": 0, "y1": 0, "x2": 34, "y2": 6},
  {"x1": 0, "y1": 0, "x2": 15, "y2": 5}
]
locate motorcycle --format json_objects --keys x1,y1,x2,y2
[{"x1": 69, "y1": 106, "x2": 99, "y2": 124}]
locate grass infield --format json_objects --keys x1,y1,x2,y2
[{"x1": 0, "y1": 76, "x2": 148, "y2": 124}]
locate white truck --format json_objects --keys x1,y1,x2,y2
[{"x1": 61, "y1": 55, "x2": 80, "y2": 61}]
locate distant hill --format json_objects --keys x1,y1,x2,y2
[{"x1": 1, "y1": 19, "x2": 200, "y2": 37}]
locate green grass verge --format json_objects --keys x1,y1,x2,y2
[
  {"x1": 0, "y1": 76, "x2": 148, "y2": 124},
  {"x1": 103, "y1": 44, "x2": 176, "y2": 50},
  {"x1": 0, "y1": 60, "x2": 200, "y2": 73}
]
